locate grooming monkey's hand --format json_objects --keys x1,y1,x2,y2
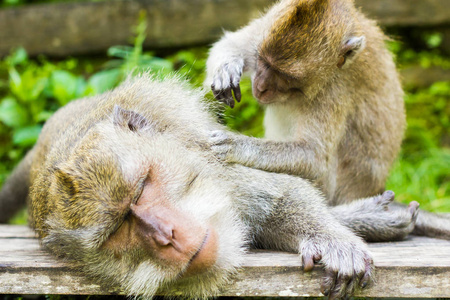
[
  {"x1": 211, "y1": 58, "x2": 244, "y2": 108},
  {"x1": 300, "y1": 236, "x2": 373, "y2": 300}
]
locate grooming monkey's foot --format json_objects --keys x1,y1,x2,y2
[
  {"x1": 371, "y1": 191, "x2": 419, "y2": 241},
  {"x1": 358, "y1": 191, "x2": 419, "y2": 242}
]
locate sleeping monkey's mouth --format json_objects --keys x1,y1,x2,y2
[
  {"x1": 190, "y1": 230, "x2": 210, "y2": 263},
  {"x1": 182, "y1": 228, "x2": 218, "y2": 277}
]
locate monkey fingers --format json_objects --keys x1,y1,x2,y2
[
  {"x1": 359, "y1": 256, "x2": 373, "y2": 288},
  {"x1": 208, "y1": 130, "x2": 234, "y2": 161},
  {"x1": 342, "y1": 253, "x2": 373, "y2": 298},
  {"x1": 320, "y1": 269, "x2": 337, "y2": 297},
  {"x1": 232, "y1": 83, "x2": 242, "y2": 103},
  {"x1": 321, "y1": 271, "x2": 356, "y2": 300},
  {"x1": 377, "y1": 190, "x2": 395, "y2": 206},
  {"x1": 374, "y1": 190, "x2": 395, "y2": 210},
  {"x1": 301, "y1": 254, "x2": 315, "y2": 272},
  {"x1": 408, "y1": 201, "x2": 420, "y2": 222},
  {"x1": 388, "y1": 201, "x2": 420, "y2": 233},
  {"x1": 212, "y1": 86, "x2": 235, "y2": 108},
  {"x1": 321, "y1": 255, "x2": 372, "y2": 300},
  {"x1": 328, "y1": 273, "x2": 354, "y2": 300},
  {"x1": 210, "y1": 59, "x2": 244, "y2": 107}
]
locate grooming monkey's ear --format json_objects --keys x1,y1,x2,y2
[
  {"x1": 113, "y1": 105, "x2": 151, "y2": 132},
  {"x1": 337, "y1": 36, "x2": 366, "y2": 68}
]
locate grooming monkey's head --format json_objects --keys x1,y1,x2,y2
[{"x1": 255, "y1": 0, "x2": 366, "y2": 103}]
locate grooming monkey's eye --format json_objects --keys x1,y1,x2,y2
[
  {"x1": 258, "y1": 56, "x2": 271, "y2": 69},
  {"x1": 338, "y1": 47, "x2": 356, "y2": 68},
  {"x1": 337, "y1": 49, "x2": 354, "y2": 69},
  {"x1": 344, "y1": 49, "x2": 355, "y2": 58}
]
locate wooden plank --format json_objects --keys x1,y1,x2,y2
[
  {"x1": 0, "y1": 224, "x2": 36, "y2": 238},
  {"x1": 355, "y1": 0, "x2": 450, "y2": 27},
  {"x1": 0, "y1": 0, "x2": 450, "y2": 57},
  {"x1": 0, "y1": 0, "x2": 273, "y2": 57},
  {"x1": 0, "y1": 225, "x2": 449, "y2": 297}
]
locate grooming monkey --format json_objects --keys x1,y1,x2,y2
[
  {"x1": 0, "y1": 75, "x2": 420, "y2": 299},
  {"x1": 206, "y1": 0, "x2": 450, "y2": 239}
]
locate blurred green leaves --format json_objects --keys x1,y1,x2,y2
[
  {"x1": 0, "y1": 97, "x2": 28, "y2": 128},
  {"x1": 50, "y1": 70, "x2": 85, "y2": 106},
  {"x1": 404, "y1": 81, "x2": 450, "y2": 151},
  {"x1": 13, "y1": 125, "x2": 43, "y2": 147}
]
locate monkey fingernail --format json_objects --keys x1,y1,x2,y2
[
  {"x1": 232, "y1": 85, "x2": 241, "y2": 103},
  {"x1": 302, "y1": 255, "x2": 314, "y2": 272},
  {"x1": 408, "y1": 201, "x2": 419, "y2": 211},
  {"x1": 360, "y1": 273, "x2": 371, "y2": 288},
  {"x1": 408, "y1": 201, "x2": 420, "y2": 221},
  {"x1": 382, "y1": 190, "x2": 395, "y2": 202},
  {"x1": 321, "y1": 287, "x2": 330, "y2": 296}
]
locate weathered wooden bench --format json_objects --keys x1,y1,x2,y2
[
  {"x1": 1, "y1": 0, "x2": 450, "y2": 57},
  {"x1": 1, "y1": 224, "x2": 449, "y2": 298}
]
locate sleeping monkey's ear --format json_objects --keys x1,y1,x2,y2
[
  {"x1": 337, "y1": 36, "x2": 366, "y2": 68},
  {"x1": 112, "y1": 105, "x2": 151, "y2": 132}
]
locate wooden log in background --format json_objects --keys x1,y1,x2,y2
[
  {"x1": 1, "y1": 0, "x2": 450, "y2": 57},
  {"x1": 1, "y1": 225, "x2": 450, "y2": 297}
]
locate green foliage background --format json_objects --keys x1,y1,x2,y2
[{"x1": 0, "y1": 18, "x2": 449, "y2": 225}]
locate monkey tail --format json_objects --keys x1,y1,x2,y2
[
  {"x1": 413, "y1": 209, "x2": 450, "y2": 240},
  {"x1": 0, "y1": 148, "x2": 35, "y2": 223}
]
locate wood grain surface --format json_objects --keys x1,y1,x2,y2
[{"x1": 1, "y1": 225, "x2": 449, "y2": 297}]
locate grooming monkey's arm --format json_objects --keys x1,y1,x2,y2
[
  {"x1": 230, "y1": 135, "x2": 328, "y2": 180},
  {"x1": 210, "y1": 111, "x2": 346, "y2": 182},
  {"x1": 205, "y1": 10, "x2": 274, "y2": 107}
]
